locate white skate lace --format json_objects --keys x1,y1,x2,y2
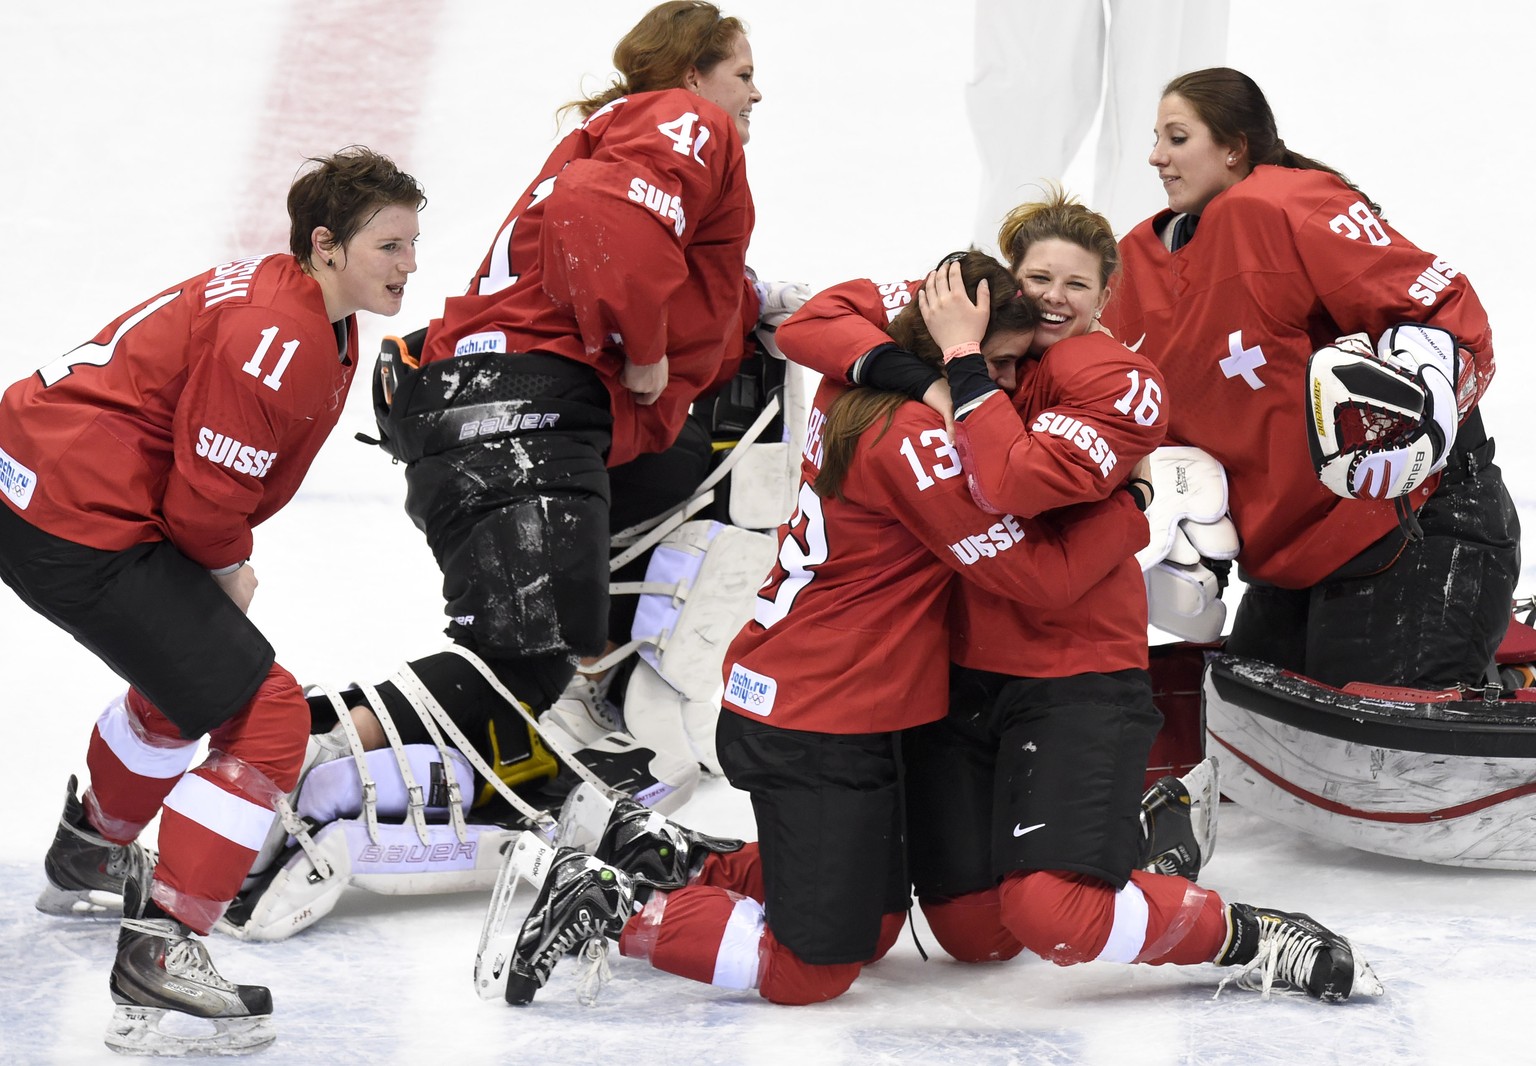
[
  {"x1": 1213, "y1": 925, "x2": 1321, "y2": 1000},
  {"x1": 163, "y1": 936, "x2": 242, "y2": 993},
  {"x1": 574, "y1": 937, "x2": 612, "y2": 1006}
]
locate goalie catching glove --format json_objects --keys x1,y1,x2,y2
[
  {"x1": 1135, "y1": 447, "x2": 1240, "y2": 643},
  {"x1": 1307, "y1": 325, "x2": 1459, "y2": 500}
]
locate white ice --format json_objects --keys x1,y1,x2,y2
[{"x1": 3, "y1": 2, "x2": 1535, "y2": 1063}]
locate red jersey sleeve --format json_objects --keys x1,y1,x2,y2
[
  {"x1": 537, "y1": 92, "x2": 751, "y2": 368},
  {"x1": 850, "y1": 404, "x2": 1150, "y2": 606},
  {"x1": 775, "y1": 277, "x2": 919, "y2": 381},
  {"x1": 954, "y1": 332, "x2": 1168, "y2": 516}
]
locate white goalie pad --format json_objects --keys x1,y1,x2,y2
[
  {"x1": 1146, "y1": 558, "x2": 1227, "y2": 644},
  {"x1": 625, "y1": 657, "x2": 730, "y2": 776},
  {"x1": 631, "y1": 521, "x2": 777, "y2": 697},
  {"x1": 220, "y1": 818, "x2": 519, "y2": 942},
  {"x1": 727, "y1": 441, "x2": 796, "y2": 530},
  {"x1": 623, "y1": 520, "x2": 777, "y2": 775},
  {"x1": 297, "y1": 744, "x2": 476, "y2": 823},
  {"x1": 726, "y1": 345, "x2": 807, "y2": 531},
  {"x1": 1135, "y1": 446, "x2": 1240, "y2": 570},
  {"x1": 1205, "y1": 653, "x2": 1536, "y2": 869}
]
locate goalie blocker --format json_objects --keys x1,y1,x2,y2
[{"x1": 1306, "y1": 324, "x2": 1459, "y2": 502}]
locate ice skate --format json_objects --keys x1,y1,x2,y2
[
  {"x1": 542, "y1": 668, "x2": 625, "y2": 749},
  {"x1": 105, "y1": 867, "x2": 275, "y2": 1055},
  {"x1": 1138, "y1": 756, "x2": 1220, "y2": 880},
  {"x1": 558, "y1": 780, "x2": 742, "y2": 891},
  {"x1": 503, "y1": 841, "x2": 636, "y2": 1006},
  {"x1": 1214, "y1": 903, "x2": 1384, "y2": 1002},
  {"x1": 37, "y1": 775, "x2": 154, "y2": 918}
]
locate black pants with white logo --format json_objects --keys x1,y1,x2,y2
[{"x1": 905, "y1": 667, "x2": 1160, "y2": 897}]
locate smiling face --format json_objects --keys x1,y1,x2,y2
[
  {"x1": 689, "y1": 33, "x2": 760, "y2": 143},
  {"x1": 1148, "y1": 92, "x2": 1246, "y2": 216},
  {"x1": 319, "y1": 203, "x2": 419, "y2": 320},
  {"x1": 1013, "y1": 239, "x2": 1108, "y2": 355}
]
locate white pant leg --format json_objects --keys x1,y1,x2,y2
[
  {"x1": 1098, "y1": 0, "x2": 1230, "y2": 235},
  {"x1": 967, "y1": 0, "x2": 1107, "y2": 252}
]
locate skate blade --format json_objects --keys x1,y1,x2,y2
[
  {"x1": 36, "y1": 883, "x2": 125, "y2": 918},
  {"x1": 1350, "y1": 954, "x2": 1386, "y2": 999},
  {"x1": 104, "y1": 1004, "x2": 274, "y2": 1056},
  {"x1": 1180, "y1": 756, "x2": 1221, "y2": 870},
  {"x1": 473, "y1": 832, "x2": 557, "y2": 1000}
]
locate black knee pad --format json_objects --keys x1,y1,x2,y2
[{"x1": 438, "y1": 488, "x2": 609, "y2": 660}]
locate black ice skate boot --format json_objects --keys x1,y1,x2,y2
[
  {"x1": 105, "y1": 865, "x2": 275, "y2": 1055},
  {"x1": 505, "y1": 845, "x2": 637, "y2": 1006},
  {"x1": 36, "y1": 775, "x2": 154, "y2": 918},
  {"x1": 560, "y1": 782, "x2": 743, "y2": 894},
  {"x1": 1138, "y1": 756, "x2": 1220, "y2": 880},
  {"x1": 1214, "y1": 903, "x2": 1385, "y2": 1002}
]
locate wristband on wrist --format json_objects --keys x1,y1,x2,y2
[
  {"x1": 942, "y1": 341, "x2": 982, "y2": 364},
  {"x1": 1126, "y1": 478, "x2": 1154, "y2": 512},
  {"x1": 209, "y1": 560, "x2": 248, "y2": 577}
]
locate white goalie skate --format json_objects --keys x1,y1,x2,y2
[
  {"x1": 1139, "y1": 756, "x2": 1220, "y2": 879},
  {"x1": 474, "y1": 832, "x2": 558, "y2": 1001}
]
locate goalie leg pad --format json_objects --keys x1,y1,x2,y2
[
  {"x1": 623, "y1": 521, "x2": 778, "y2": 775},
  {"x1": 631, "y1": 521, "x2": 778, "y2": 699},
  {"x1": 624, "y1": 659, "x2": 729, "y2": 777},
  {"x1": 296, "y1": 744, "x2": 477, "y2": 823}
]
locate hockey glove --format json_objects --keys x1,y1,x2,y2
[
  {"x1": 1135, "y1": 447, "x2": 1240, "y2": 644},
  {"x1": 1306, "y1": 326, "x2": 1458, "y2": 500},
  {"x1": 754, "y1": 279, "x2": 813, "y2": 330}
]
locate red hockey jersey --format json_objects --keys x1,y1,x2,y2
[
  {"x1": 720, "y1": 379, "x2": 1149, "y2": 735},
  {"x1": 1105, "y1": 165, "x2": 1496, "y2": 587},
  {"x1": 0, "y1": 255, "x2": 357, "y2": 570},
  {"x1": 777, "y1": 279, "x2": 1156, "y2": 679},
  {"x1": 421, "y1": 89, "x2": 755, "y2": 467}
]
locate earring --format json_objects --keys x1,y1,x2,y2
[
  {"x1": 1227, "y1": 155, "x2": 1236, "y2": 165},
  {"x1": 326, "y1": 258, "x2": 335, "y2": 267}
]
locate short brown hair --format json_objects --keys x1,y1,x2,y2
[{"x1": 287, "y1": 146, "x2": 426, "y2": 269}]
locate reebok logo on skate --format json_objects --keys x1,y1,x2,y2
[{"x1": 1012, "y1": 823, "x2": 1045, "y2": 838}]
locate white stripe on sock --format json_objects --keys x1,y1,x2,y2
[
  {"x1": 96, "y1": 693, "x2": 198, "y2": 780},
  {"x1": 711, "y1": 896, "x2": 767, "y2": 989},
  {"x1": 162, "y1": 772, "x2": 274, "y2": 851},
  {"x1": 1096, "y1": 880, "x2": 1151, "y2": 964}
]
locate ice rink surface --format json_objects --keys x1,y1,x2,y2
[{"x1": 3, "y1": 2, "x2": 1534, "y2": 1062}]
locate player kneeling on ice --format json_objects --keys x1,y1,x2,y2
[
  {"x1": 476, "y1": 251, "x2": 1378, "y2": 1007},
  {"x1": 13, "y1": 148, "x2": 426, "y2": 1055}
]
